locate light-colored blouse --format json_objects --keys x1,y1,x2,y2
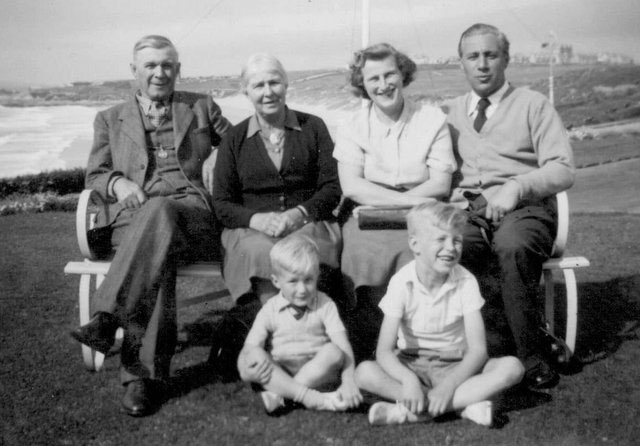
[{"x1": 333, "y1": 99, "x2": 456, "y2": 190}]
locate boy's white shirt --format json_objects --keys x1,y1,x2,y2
[
  {"x1": 378, "y1": 260, "x2": 484, "y2": 353},
  {"x1": 244, "y1": 290, "x2": 346, "y2": 362}
]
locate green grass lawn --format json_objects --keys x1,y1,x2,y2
[{"x1": 1, "y1": 209, "x2": 639, "y2": 446}]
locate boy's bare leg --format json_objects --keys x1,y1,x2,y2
[
  {"x1": 294, "y1": 343, "x2": 343, "y2": 388},
  {"x1": 355, "y1": 360, "x2": 404, "y2": 401},
  {"x1": 450, "y1": 356, "x2": 524, "y2": 411},
  {"x1": 355, "y1": 361, "x2": 425, "y2": 424}
]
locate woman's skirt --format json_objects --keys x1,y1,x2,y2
[
  {"x1": 221, "y1": 220, "x2": 341, "y2": 301},
  {"x1": 340, "y1": 216, "x2": 413, "y2": 298}
]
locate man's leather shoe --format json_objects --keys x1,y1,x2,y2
[
  {"x1": 525, "y1": 360, "x2": 559, "y2": 390},
  {"x1": 70, "y1": 311, "x2": 118, "y2": 354},
  {"x1": 121, "y1": 379, "x2": 156, "y2": 417}
]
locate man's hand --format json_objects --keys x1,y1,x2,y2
[
  {"x1": 400, "y1": 375, "x2": 425, "y2": 414},
  {"x1": 113, "y1": 178, "x2": 147, "y2": 209},
  {"x1": 485, "y1": 180, "x2": 521, "y2": 223},
  {"x1": 426, "y1": 380, "x2": 456, "y2": 417},
  {"x1": 202, "y1": 149, "x2": 217, "y2": 195}
]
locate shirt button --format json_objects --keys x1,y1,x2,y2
[
  {"x1": 140, "y1": 164, "x2": 145, "y2": 170},
  {"x1": 279, "y1": 196, "x2": 285, "y2": 201},
  {"x1": 280, "y1": 206, "x2": 285, "y2": 211}
]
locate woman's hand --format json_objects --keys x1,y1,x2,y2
[
  {"x1": 249, "y1": 209, "x2": 306, "y2": 238},
  {"x1": 249, "y1": 212, "x2": 279, "y2": 236}
]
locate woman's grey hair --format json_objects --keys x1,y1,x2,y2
[{"x1": 240, "y1": 53, "x2": 288, "y2": 91}]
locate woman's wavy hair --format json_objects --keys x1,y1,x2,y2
[{"x1": 348, "y1": 43, "x2": 417, "y2": 100}]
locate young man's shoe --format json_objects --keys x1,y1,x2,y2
[
  {"x1": 368, "y1": 402, "x2": 419, "y2": 425},
  {"x1": 121, "y1": 379, "x2": 157, "y2": 417},
  {"x1": 525, "y1": 360, "x2": 559, "y2": 390},
  {"x1": 70, "y1": 311, "x2": 119, "y2": 354}
]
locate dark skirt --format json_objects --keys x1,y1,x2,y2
[
  {"x1": 221, "y1": 221, "x2": 341, "y2": 301},
  {"x1": 341, "y1": 216, "x2": 413, "y2": 296}
]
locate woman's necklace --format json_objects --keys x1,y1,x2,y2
[{"x1": 267, "y1": 129, "x2": 285, "y2": 153}]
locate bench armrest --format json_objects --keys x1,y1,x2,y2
[
  {"x1": 551, "y1": 191, "x2": 569, "y2": 258},
  {"x1": 76, "y1": 189, "x2": 110, "y2": 260}
]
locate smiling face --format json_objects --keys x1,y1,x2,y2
[
  {"x1": 244, "y1": 66, "x2": 287, "y2": 121},
  {"x1": 130, "y1": 46, "x2": 180, "y2": 101},
  {"x1": 409, "y1": 222, "x2": 463, "y2": 278},
  {"x1": 459, "y1": 32, "x2": 509, "y2": 97},
  {"x1": 361, "y1": 55, "x2": 405, "y2": 118},
  {"x1": 271, "y1": 267, "x2": 318, "y2": 307}
]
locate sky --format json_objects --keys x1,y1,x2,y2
[{"x1": 1, "y1": 0, "x2": 639, "y2": 87}]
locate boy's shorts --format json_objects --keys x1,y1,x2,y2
[
  {"x1": 397, "y1": 349, "x2": 463, "y2": 390},
  {"x1": 275, "y1": 354, "x2": 316, "y2": 376}
]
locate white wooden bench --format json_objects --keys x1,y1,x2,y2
[
  {"x1": 541, "y1": 190, "x2": 590, "y2": 355},
  {"x1": 64, "y1": 190, "x2": 229, "y2": 371},
  {"x1": 65, "y1": 190, "x2": 589, "y2": 370}
]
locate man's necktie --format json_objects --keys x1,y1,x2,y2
[
  {"x1": 473, "y1": 97, "x2": 491, "y2": 132},
  {"x1": 148, "y1": 101, "x2": 168, "y2": 127},
  {"x1": 285, "y1": 304, "x2": 308, "y2": 320}
]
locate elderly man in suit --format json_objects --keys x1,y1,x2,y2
[{"x1": 70, "y1": 35, "x2": 230, "y2": 416}]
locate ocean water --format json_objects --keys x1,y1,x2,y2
[
  {"x1": 0, "y1": 97, "x2": 348, "y2": 179},
  {"x1": 0, "y1": 105, "x2": 103, "y2": 178}
]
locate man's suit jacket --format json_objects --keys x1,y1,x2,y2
[{"x1": 86, "y1": 91, "x2": 230, "y2": 210}]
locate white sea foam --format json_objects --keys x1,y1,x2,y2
[
  {"x1": 0, "y1": 105, "x2": 102, "y2": 178},
  {"x1": 0, "y1": 97, "x2": 353, "y2": 179}
]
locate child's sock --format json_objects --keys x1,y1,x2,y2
[
  {"x1": 460, "y1": 400, "x2": 493, "y2": 427},
  {"x1": 293, "y1": 387, "x2": 348, "y2": 411}
]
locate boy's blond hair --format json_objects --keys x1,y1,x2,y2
[
  {"x1": 270, "y1": 235, "x2": 320, "y2": 277},
  {"x1": 406, "y1": 201, "x2": 468, "y2": 235}
]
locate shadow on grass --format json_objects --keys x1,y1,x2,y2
[{"x1": 573, "y1": 274, "x2": 640, "y2": 361}]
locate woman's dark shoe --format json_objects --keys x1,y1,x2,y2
[
  {"x1": 525, "y1": 360, "x2": 559, "y2": 390},
  {"x1": 121, "y1": 379, "x2": 156, "y2": 417},
  {"x1": 70, "y1": 311, "x2": 118, "y2": 354}
]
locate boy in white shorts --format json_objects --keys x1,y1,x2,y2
[
  {"x1": 237, "y1": 235, "x2": 362, "y2": 413},
  {"x1": 355, "y1": 202, "x2": 524, "y2": 426}
]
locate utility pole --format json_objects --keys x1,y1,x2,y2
[
  {"x1": 362, "y1": 0, "x2": 370, "y2": 48},
  {"x1": 361, "y1": 0, "x2": 370, "y2": 108},
  {"x1": 547, "y1": 31, "x2": 556, "y2": 106}
]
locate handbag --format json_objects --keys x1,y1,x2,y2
[{"x1": 355, "y1": 205, "x2": 412, "y2": 230}]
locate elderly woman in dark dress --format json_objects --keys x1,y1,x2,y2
[{"x1": 213, "y1": 54, "x2": 342, "y2": 306}]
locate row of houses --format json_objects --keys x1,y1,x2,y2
[{"x1": 414, "y1": 45, "x2": 634, "y2": 66}]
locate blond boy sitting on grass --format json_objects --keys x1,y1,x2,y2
[
  {"x1": 237, "y1": 235, "x2": 363, "y2": 413},
  {"x1": 355, "y1": 202, "x2": 524, "y2": 426}
]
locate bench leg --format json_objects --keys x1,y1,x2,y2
[
  {"x1": 544, "y1": 269, "x2": 555, "y2": 334},
  {"x1": 79, "y1": 273, "x2": 112, "y2": 372},
  {"x1": 561, "y1": 268, "x2": 578, "y2": 353},
  {"x1": 543, "y1": 268, "x2": 577, "y2": 355}
]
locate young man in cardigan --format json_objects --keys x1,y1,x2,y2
[{"x1": 444, "y1": 23, "x2": 575, "y2": 390}]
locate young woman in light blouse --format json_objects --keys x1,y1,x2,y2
[{"x1": 333, "y1": 43, "x2": 456, "y2": 360}]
